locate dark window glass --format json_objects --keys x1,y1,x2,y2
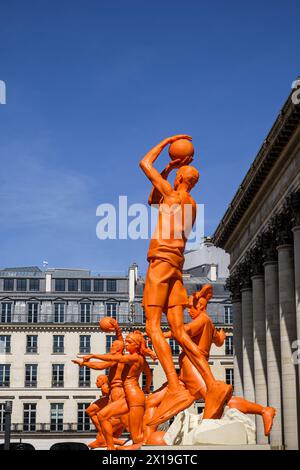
[
  {"x1": 25, "y1": 364, "x2": 38, "y2": 387},
  {"x1": 94, "y1": 279, "x2": 104, "y2": 292},
  {"x1": 54, "y1": 304, "x2": 65, "y2": 323},
  {"x1": 1, "y1": 303, "x2": 12, "y2": 323},
  {"x1": 81, "y1": 279, "x2": 91, "y2": 292},
  {"x1": 106, "y1": 279, "x2": 117, "y2": 292},
  {"x1": 77, "y1": 403, "x2": 90, "y2": 431},
  {"x1": 0, "y1": 403, "x2": 5, "y2": 431},
  {"x1": 106, "y1": 302, "x2": 117, "y2": 319},
  {"x1": 226, "y1": 368, "x2": 234, "y2": 387},
  {"x1": 68, "y1": 279, "x2": 78, "y2": 291},
  {"x1": 224, "y1": 306, "x2": 233, "y2": 324},
  {"x1": 29, "y1": 279, "x2": 40, "y2": 291},
  {"x1": 0, "y1": 335, "x2": 11, "y2": 353},
  {"x1": 79, "y1": 335, "x2": 91, "y2": 354},
  {"x1": 52, "y1": 364, "x2": 64, "y2": 387},
  {"x1": 80, "y1": 304, "x2": 91, "y2": 323},
  {"x1": 23, "y1": 403, "x2": 36, "y2": 431},
  {"x1": 79, "y1": 366, "x2": 90, "y2": 387},
  {"x1": 50, "y1": 403, "x2": 63, "y2": 431},
  {"x1": 27, "y1": 303, "x2": 38, "y2": 323},
  {"x1": 0, "y1": 364, "x2": 10, "y2": 387},
  {"x1": 169, "y1": 339, "x2": 181, "y2": 356},
  {"x1": 3, "y1": 279, "x2": 14, "y2": 291},
  {"x1": 16, "y1": 279, "x2": 27, "y2": 291},
  {"x1": 26, "y1": 335, "x2": 38, "y2": 353},
  {"x1": 106, "y1": 335, "x2": 114, "y2": 353},
  {"x1": 142, "y1": 370, "x2": 154, "y2": 392},
  {"x1": 53, "y1": 335, "x2": 64, "y2": 353},
  {"x1": 55, "y1": 279, "x2": 65, "y2": 292},
  {"x1": 225, "y1": 336, "x2": 233, "y2": 355}
]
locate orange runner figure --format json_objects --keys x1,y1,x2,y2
[
  {"x1": 90, "y1": 330, "x2": 156, "y2": 450},
  {"x1": 140, "y1": 135, "x2": 232, "y2": 425}
]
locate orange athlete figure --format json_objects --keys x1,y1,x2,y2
[
  {"x1": 89, "y1": 330, "x2": 156, "y2": 450},
  {"x1": 140, "y1": 135, "x2": 232, "y2": 425},
  {"x1": 143, "y1": 284, "x2": 276, "y2": 445},
  {"x1": 72, "y1": 319, "x2": 129, "y2": 449}
]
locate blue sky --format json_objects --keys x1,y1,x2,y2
[{"x1": 0, "y1": 0, "x2": 299, "y2": 275}]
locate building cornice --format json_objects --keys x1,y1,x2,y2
[{"x1": 213, "y1": 92, "x2": 300, "y2": 248}]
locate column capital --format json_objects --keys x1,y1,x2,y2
[
  {"x1": 250, "y1": 240, "x2": 264, "y2": 276},
  {"x1": 261, "y1": 228, "x2": 278, "y2": 263},
  {"x1": 277, "y1": 243, "x2": 293, "y2": 252},
  {"x1": 288, "y1": 189, "x2": 300, "y2": 228},
  {"x1": 238, "y1": 257, "x2": 252, "y2": 289},
  {"x1": 271, "y1": 210, "x2": 293, "y2": 246},
  {"x1": 226, "y1": 272, "x2": 241, "y2": 301}
]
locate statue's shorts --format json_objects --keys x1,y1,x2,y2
[{"x1": 142, "y1": 258, "x2": 188, "y2": 313}]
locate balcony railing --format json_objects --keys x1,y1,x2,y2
[
  {"x1": 0, "y1": 310, "x2": 230, "y2": 326},
  {"x1": 24, "y1": 381, "x2": 37, "y2": 388},
  {"x1": 0, "y1": 423, "x2": 94, "y2": 433}
]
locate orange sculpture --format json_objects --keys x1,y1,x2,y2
[
  {"x1": 85, "y1": 330, "x2": 156, "y2": 450},
  {"x1": 140, "y1": 135, "x2": 232, "y2": 425},
  {"x1": 143, "y1": 284, "x2": 276, "y2": 445}
]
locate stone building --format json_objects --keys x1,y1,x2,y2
[
  {"x1": 0, "y1": 259, "x2": 232, "y2": 449},
  {"x1": 213, "y1": 88, "x2": 300, "y2": 449}
]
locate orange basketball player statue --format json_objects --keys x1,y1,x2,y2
[
  {"x1": 86, "y1": 330, "x2": 156, "y2": 450},
  {"x1": 140, "y1": 135, "x2": 232, "y2": 425},
  {"x1": 143, "y1": 284, "x2": 276, "y2": 445}
]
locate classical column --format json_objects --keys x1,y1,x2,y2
[
  {"x1": 291, "y1": 190, "x2": 300, "y2": 399},
  {"x1": 240, "y1": 261, "x2": 255, "y2": 408},
  {"x1": 277, "y1": 239, "x2": 299, "y2": 449},
  {"x1": 227, "y1": 273, "x2": 243, "y2": 397},
  {"x1": 263, "y1": 246, "x2": 283, "y2": 447},
  {"x1": 250, "y1": 244, "x2": 268, "y2": 443}
]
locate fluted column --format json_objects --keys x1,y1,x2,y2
[
  {"x1": 263, "y1": 259, "x2": 283, "y2": 446},
  {"x1": 292, "y1": 225, "x2": 300, "y2": 394},
  {"x1": 232, "y1": 299, "x2": 243, "y2": 397},
  {"x1": 251, "y1": 273, "x2": 268, "y2": 443},
  {"x1": 277, "y1": 243, "x2": 299, "y2": 449},
  {"x1": 241, "y1": 286, "x2": 255, "y2": 406}
]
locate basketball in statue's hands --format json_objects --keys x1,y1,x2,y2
[
  {"x1": 99, "y1": 316, "x2": 116, "y2": 332},
  {"x1": 168, "y1": 138, "x2": 194, "y2": 161}
]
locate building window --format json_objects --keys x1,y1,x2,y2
[
  {"x1": 225, "y1": 336, "x2": 233, "y2": 355},
  {"x1": 27, "y1": 303, "x2": 39, "y2": 323},
  {"x1": 80, "y1": 303, "x2": 91, "y2": 323},
  {"x1": 169, "y1": 339, "x2": 181, "y2": 356},
  {"x1": 52, "y1": 364, "x2": 64, "y2": 387},
  {"x1": 106, "y1": 335, "x2": 114, "y2": 353},
  {"x1": 55, "y1": 279, "x2": 65, "y2": 292},
  {"x1": 226, "y1": 368, "x2": 234, "y2": 387},
  {"x1": 26, "y1": 335, "x2": 38, "y2": 353},
  {"x1": 79, "y1": 366, "x2": 90, "y2": 387},
  {"x1": 50, "y1": 403, "x2": 64, "y2": 431},
  {"x1": 1, "y1": 303, "x2": 12, "y2": 323},
  {"x1": 142, "y1": 370, "x2": 154, "y2": 392},
  {"x1": 53, "y1": 336, "x2": 64, "y2": 354},
  {"x1": 224, "y1": 306, "x2": 233, "y2": 324},
  {"x1": 77, "y1": 403, "x2": 90, "y2": 431},
  {"x1": 81, "y1": 279, "x2": 91, "y2": 292},
  {"x1": 0, "y1": 335, "x2": 11, "y2": 353},
  {"x1": 54, "y1": 303, "x2": 65, "y2": 323},
  {"x1": 106, "y1": 302, "x2": 117, "y2": 319},
  {"x1": 3, "y1": 279, "x2": 14, "y2": 291},
  {"x1": 29, "y1": 279, "x2": 40, "y2": 292},
  {"x1": 16, "y1": 279, "x2": 27, "y2": 291},
  {"x1": 23, "y1": 403, "x2": 37, "y2": 432},
  {"x1": 0, "y1": 364, "x2": 10, "y2": 387},
  {"x1": 0, "y1": 403, "x2": 5, "y2": 431},
  {"x1": 25, "y1": 364, "x2": 38, "y2": 387},
  {"x1": 94, "y1": 279, "x2": 104, "y2": 292},
  {"x1": 106, "y1": 279, "x2": 117, "y2": 292},
  {"x1": 68, "y1": 279, "x2": 78, "y2": 292},
  {"x1": 79, "y1": 335, "x2": 91, "y2": 354}
]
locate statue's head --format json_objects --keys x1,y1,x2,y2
[
  {"x1": 110, "y1": 339, "x2": 124, "y2": 354},
  {"x1": 174, "y1": 165, "x2": 199, "y2": 191},
  {"x1": 96, "y1": 374, "x2": 109, "y2": 395}
]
